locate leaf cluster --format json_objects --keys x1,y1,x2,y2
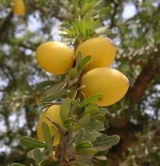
[
  {"x1": 59, "y1": 0, "x2": 117, "y2": 45},
  {"x1": 11, "y1": 53, "x2": 120, "y2": 166},
  {"x1": 14, "y1": 96, "x2": 119, "y2": 166}
]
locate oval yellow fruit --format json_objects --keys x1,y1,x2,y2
[
  {"x1": 80, "y1": 67, "x2": 129, "y2": 106},
  {"x1": 76, "y1": 37, "x2": 116, "y2": 71},
  {"x1": 37, "y1": 105, "x2": 64, "y2": 146},
  {"x1": 12, "y1": 0, "x2": 25, "y2": 16},
  {"x1": 36, "y1": 41, "x2": 74, "y2": 75}
]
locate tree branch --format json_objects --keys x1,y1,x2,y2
[
  {"x1": 0, "y1": 11, "x2": 13, "y2": 42},
  {"x1": 127, "y1": 64, "x2": 160, "y2": 104},
  {"x1": 109, "y1": 1, "x2": 119, "y2": 28}
]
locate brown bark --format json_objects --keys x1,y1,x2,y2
[{"x1": 127, "y1": 64, "x2": 160, "y2": 104}]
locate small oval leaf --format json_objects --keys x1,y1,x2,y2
[
  {"x1": 93, "y1": 134, "x2": 120, "y2": 151},
  {"x1": 38, "y1": 91, "x2": 63, "y2": 107},
  {"x1": 19, "y1": 136, "x2": 46, "y2": 148},
  {"x1": 75, "y1": 51, "x2": 83, "y2": 69},
  {"x1": 70, "y1": 98, "x2": 80, "y2": 116},
  {"x1": 76, "y1": 155, "x2": 94, "y2": 166},
  {"x1": 74, "y1": 128, "x2": 85, "y2": 145},
  {"x1": 76, "y1": 148, "x2": 97, "y2": 156},
  {"x1": 91, "y1": 114, "x2": 106, "y2": 122},
  {"x1": 79, "y1": 93, "x2": 102, "y2": 108},
  {"x1": 44, "y1": 80, "x2": 67, "y2": 96},
  {"x1": 83, "y1": 131, "x2": 99, "y2": 142},
  {"x1": 84, "y1": 103, "x2": 99, "y2": 116},
  {"x1": 70, "y1": 114, "x2": 90, "y2": 131},
  {"x1": 60, "y1": 98, "x2": 71, "y2": 121},
  {"x1": 84, "y1": 119, "x2": 104, "y2": 131},
  {"x1": 63, "y1": 118, "x2": 74, "y2": 128},
  {"x1": 78, "y1": 55, "x2": 91, "y2": 73},
  {"x1": 95, "y1": 156, "x2": 107, "y2": 160},
  {"x1": 41, "y1": 122, "x2": 53, "y2": 153},
  {"x1": 76, "y1": 141, "x2": 93, "y2": 149},
  {"x1": 69, "y1": 143, "x2": 75, "y2": 153},
  {"x1": 99, "y1": 108, "x2": 109, "y2": 116},
  {"x1": 33, "y1": 148, "x2": 43, "y2": 165}
]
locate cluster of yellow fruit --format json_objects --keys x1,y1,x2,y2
[
  {"x1": 12, "y1": 0, "x2": 25, "y2": 16},
  {"x1": 36, "y1": 37, "x2": 129, "y2": 106},
  {"x1": 35, "y1": 37, "x2": 129, "y2": 145}
]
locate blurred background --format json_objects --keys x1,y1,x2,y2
[{"x1": 0, "y1": 0, "x2": 160, "y2": 165}]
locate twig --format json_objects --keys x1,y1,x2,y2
[{"x1": 45, "y1": 116, "x2": 66, "y2": 132}]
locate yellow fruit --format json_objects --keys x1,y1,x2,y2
[
  {"x1": 76, "y1": 37, "x2": 116, "y2": 71},
  {"x1": 37, "y1": 105, "x2": 64, "y2": 146},
  {"x1": 12, "y1": 0, "x2": 25, "y2": 16},
  {"x1": 36, "y1": 41, "x2": 74, "y2": 75},
  {"x1": 80, "y1": 67, "x2": 129, "y2": 106}
]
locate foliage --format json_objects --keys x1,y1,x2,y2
[{"x1": 0, "y1": 0, "x2": 160, "y2": 166}]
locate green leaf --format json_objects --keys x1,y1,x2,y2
[
  {"x1": 99, "y1": 108, "x2": 108, "y2": 116},
  {"x1": 74, "y1": 19, "x2": 80, "y2": 32},
  {"x1": 74, "y1": 128, "x2": 85, "y2": 145},
  {"x1": 70, "y1": 114, "x2": 90, "y2": 131},
  {"x1": 78, "y1": 55, "x2": 91, "y2": 74},
  {"x1": 41, "y1": 122, "x2": 53, "y2": 153},
  {"x1": 81, "y1": 2, "x2": 95, "y2": 18},
  {"x1": 60, "y1": 98, "x2": 71, "y2": 122},
  {"x1": 44, "y1": 80, "x2": 67, "y2": 96},
  {"x1": 38, "y1": 91, "x2": 63, "y2": 107},
  {"x1": 95, "y1": 150, "x2": 108, "y2": 156},
  {"x1": 39, "y1": 160, "x2": 59, "y2": 166},
  {"x1": 33, "y1": 148, "x2": 43, "y2": 166},
  {"x1": 75, "y1": 51, "x2": 83, "y2": 69},
  {"x1": 77, "y1": 85, "x2": 86, "y2": 91},
  {"x1": 71, "y1": 161, "x2": 88, "y2": 166},
  {"x1": 70, "y1": 98, "x2": 80, "y2": 116},
  {"x1": 91, "y1": 114, "x2": 106, "y2": 122},
  {"x1": 76, "y1": 155, "x2": 94, "y2": 166},
  {"x1": 84, "y1": 119, "x2": 104, "y2": 131},
  {"x1": 99, "y1": 7, "x2": 109, "y2": 15},
  {"x1": 86, "y1": 20, "x2": 95, "y2": 29},
  {"x1": 68, "y1": 68, "x2": 78, "y2": 78},
  {"x1": 11, "y1": 164, "x2": 25, "y2": 166},
  {"x1": 95, "y1": 156, "x2": 107, "y2": 160},
  {"x1": 63, "y1": 118, "x2": 74, "y2": 128},
  {"x1": 39, "y1": 160, "x2": 51, "y2": 166},
  {"x1": 83, "y1": 131, "x2": 99, "y2": 142},
  {"x1": 27, "y1": 149, "x2": 34, "y2": 159},
  {"x1": 37, "y1": 80, "x2": 58, "y2": 88},
  {"x1": 76, "y1": 148, "x2": 97, "y2": 156},
  {"x1": 76, "y1": 141, "x2": 93, "y2": 149},
  {"x1": 68, "y1": 90, "x2": 77, "y2": 99},
  {"x1": 68, "y1": 77, "x2": 78, "y2": 86},
  {"x1": 79, "y1": 93, "x2": 102, "y2": 108},
  {"x1": 93, "y1": 134, "x2": 120, "y2": 151},
  {"x1": 19, "y1": 136, "x2": 46, "y2": 148},
  {"x1": 83, "y1": 9, "x2": 95, "y2": 21},
  {"x1": 69, "y1": 132, "x2": 76, "y2": 145},
  {"x1": 69, "y1": 143, "x2": 75, "y2": 153},
  {"x1": 84, "y1": 103, "x2": 99, "y2": 116}
]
